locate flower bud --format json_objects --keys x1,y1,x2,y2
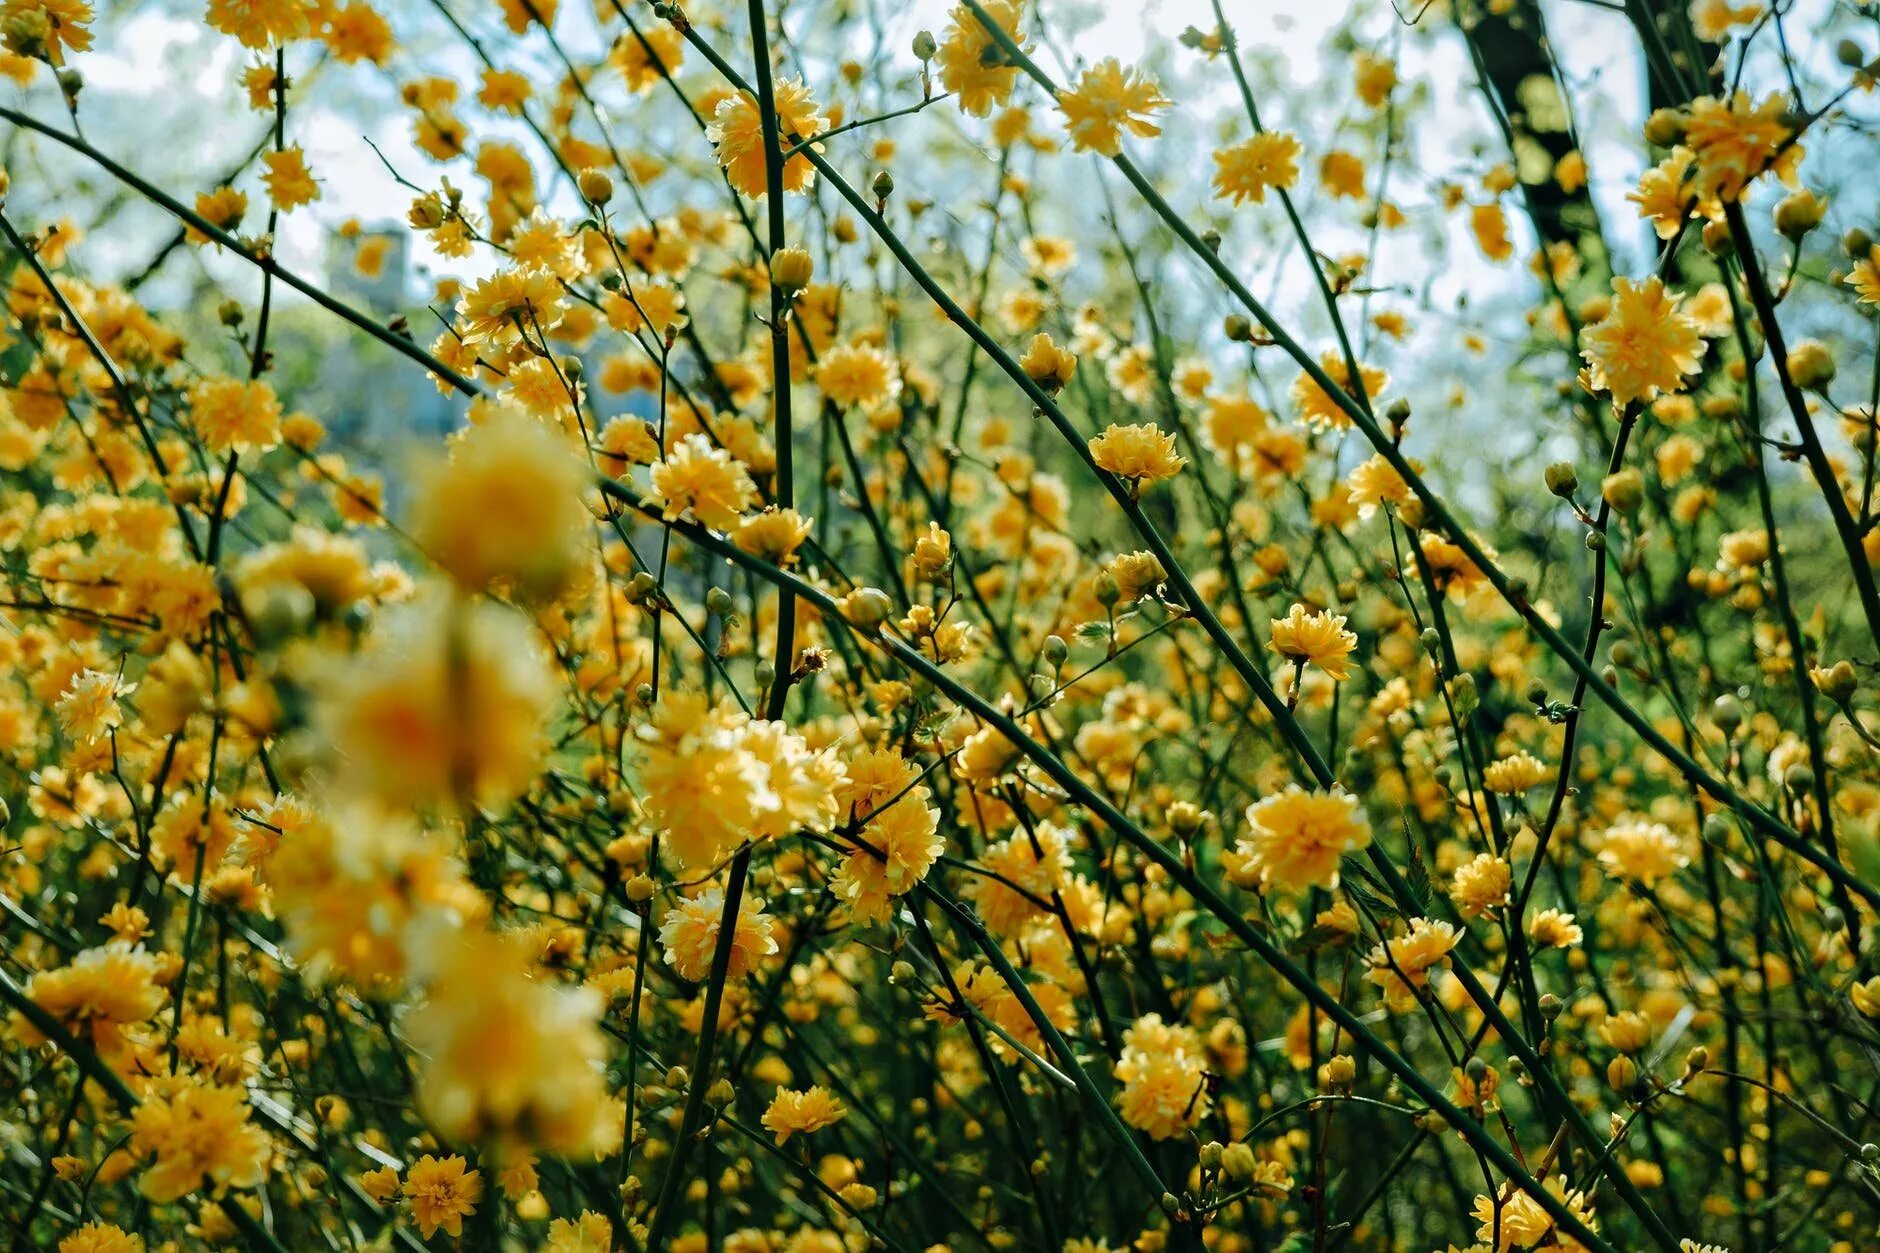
[
  {"x1": 1094, "y1": 571, "x2": 1121, "y2": 606},
  {"x1": 625, "y1": 874, "x2": 655, "y2": 903},
  {"x1": 1318, "y1": 1053, "x2": 1356, "y2": 1091},
  {"x1": 578, "y1": 168, "x2": 615, "y2": 205},
  {"x1": 1223, "y1": 314, "x2": 1253, "y2": 343},
  {"x1": 706, "y1": 586, "x2": 735, "y2": 617},
  {"x1": 1773, "y1": 188, "x2": 1827, "y2": 240},
  {"x1": 1601, "y1": 467, "x2": 1644, "y2": 514},
  {"x1": 871, "y1": 169, "x2": 894, "y2": 201},
  {"x1": 1167, "y1": 801, "x2": 1204, "y2": 837},
  {"x1": 1839, "y1": 38, "x2": 1866, "y2": 67},
  {"x1": 1544, "y1": 461, "x2": 1579, "y2": 498},
  {"x1": 1041, "y1": 634, "x2": 1068, "y2": 668},
  {"x1": 624, "y1": 571, "x2": 660, "y2": 604},
  {"x1": 1643, "y1": 107, "x2": 1687, "y2": 147},
  {"x1": 1787, "y1": 339, "x2": 1836, "y2": 389},
  {"x1": 1198, "y1": 1141, "x2": 1224, "y2": 1170},
  {"x1": 1845, "y1": 227, "x2": 1874, "y2": 259},
  {"x1": 1220, "y1": 1142, "x2": 1257, "y2": 1180},
  {"x1": 1814, "y1": 659, "x2": 1858, "y2": 703},
  {"x1": 839, "y1": 587, "x2": 894, "y2": 627},
  {"x1": 770, "y1": 245, "x2": 814, "y2": 292},
  {"x1": 1607, "y1": 1055, "x2": 1637, "y2": 1090},
  {"x1": 409, "y1": 194, "x2": 446, "y2": 230},
  {"x1": 1712, "y1": 693, "x2": 1744, "y2": 731},
  {"x1": 912, "y1": 29, "x2": 937, "y2": 61}
]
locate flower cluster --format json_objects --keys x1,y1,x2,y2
[{"x1": 0, "y1": 1, "x2": 1875, "y2": 1251}]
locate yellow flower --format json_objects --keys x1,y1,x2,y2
[
  {"x1": 1354, "y1": 50, "x2": 1397, "y2": 108},
  {"x1": 189, "y1": 374, "x2": 282, "y2": 453},
  {"x1": 456, "y1": 266, "x2": 565, "y2": 345},
  {"x1": 54, "y1": 667, "x2": 131, "y2": 742},
  {"x1": 1201, "y1": 392, "x2": 1271, "y2": 468},
  {"x1": 56, "y1": 1224, "x2": 141, "y2": 1253},
  {"x1": 1365, "y1": 918, "x2": 1460, "y2": 1009},
  {"x1": 762, "y1": 1086, "x2": 847, "y2": 1144},
  {"x1": 204, "y1": 0, "x2": 312, "y2": 49},
  {"x1": 1088, "y1": 422, "x2": 1183, "y2": 491},
  {"x1": 936, "y1": 0, "x2": 1026, "y2": 118},
  {"x1": 966, "y1": 823, "x2": 1072, "y2": 935},
  {"x1": 1268, "y1": 603, "x2": 1359, "y2": 680},
  {"x1": 1347, "y1": 452, "x2": 1419, "y2": 518},
  {"x1": 1106, "y1": 550, "x2": 1166, "y2": 602},
  {"x1": 1235, "y1": 785, "x2": 1371, "y2": 893},
  {"x1": 1319, "y1": 149, "x2": 1366, "y2": 199},
  {"x1": 1470, "y1": 202, "x2": 1513, "y2": 262},
  {"x1": 405, "y1": 928, "x2": 613, "y2": 1155},
  {"x1": 816, "y1": 341, "x2": 900, "y2": 409},
  {"x1": 1528, "y1": 908, "x2": 1583, "y2": 949},
  {"x1": 1847, "y1": 245, "x2": 1880, "y2": 306},
  {"x1": 612, "y1": 22, "x2": 681, "y2": 95},
  {"x1": 316, "y1": 587, "x2": 556, "y2": 811},
  {"x1": 1716, "y1": 527, "x2": 1770, "y2": 572},
  {"x1": 260, "y1": 145, "x2": 319, "y2": 211},
  {"x1": 659, "y1": 888, "x2": 779, "y2": 981},
  {"x1": 187, "y1": 186, "x2": 247, "y2": 243},
  {"x1": 1482, "y1": 752, "x2": 1549, "y2": 795},
  {"x1": 358, "y1": 1165, "x2": 400, "y2": 1205},
  {"x1": 19, "y1": 942, "x2": 163, "y2": 1053},
  {"x1": 645, "y1": 433, "x2": 759, "y2": 532},
  {"x1": 1114, "y1": 1014, "x2": 1211, "y2": 1140},
  {"x1": 545, "y1": 1212, "x2": 614, "y2": 1252},
  {"x1": 911, "y1": 522, "x2": 953, "y2": 580},
  {"x1": 1471, "y1": 1177, "x2": 1597, "y2": 1251},
  {"x1": 1601, "y1": 1010, "x2": 1653, "y2": 1053},
  {"x1": 1597, "y1": 815, "x2": 1689, "y2": 885},
  {"x1": 830, "y1": 758, "x2": 944, "y2": 924},
  {"x1": 1019, "y1": 332, "x2": 1077, "y2": 392},
  {"x1": 130, "y1": 1077, "x2": 271, "y2": 1203},
  {"x1": 1685, "y1": 90, "x2": 1793, "y2": 203},
  {"x1": 402, "y1": 1155, "x2": 482, "y2": 1240},
  {"x1": 408, "y1": 410, "x2": 589, "y2": 603},
  {"x1": 707, "y1": 80, "x2": 827, "y2": 199},
  {"x1": 1291, "y1": 352, "x2": 1387, "y2": 431},
  {"x1": 1691, "y1": 0, "x2": 1763, "y2": 40},
  {"x1": 1629, "y1": 146, "x2": 1697, "y2": 240},
  {"x1": 733, "y1": 506, "x2": 815, "y2": 565},
  {"x1": 268, "y1": 800, "x2": 470, "y2": 987},
  {"x1": 1450, "y1": 853, "x2": 1512, "y2": 918},
  {"x1": 1055, "y1": 58, "x2": 1170, "y2": 157},
  {"x1": 1579, "y1": 277, "x2": 1703, "y2": 407}
]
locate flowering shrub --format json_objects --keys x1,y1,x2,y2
[{"x1": 2, "y1": 0, "x2": 1880, "y2": 1250}]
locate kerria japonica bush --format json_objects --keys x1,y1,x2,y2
[{"x1": 0, "y1": 0, "x2": 1879, "y2": 1249}]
